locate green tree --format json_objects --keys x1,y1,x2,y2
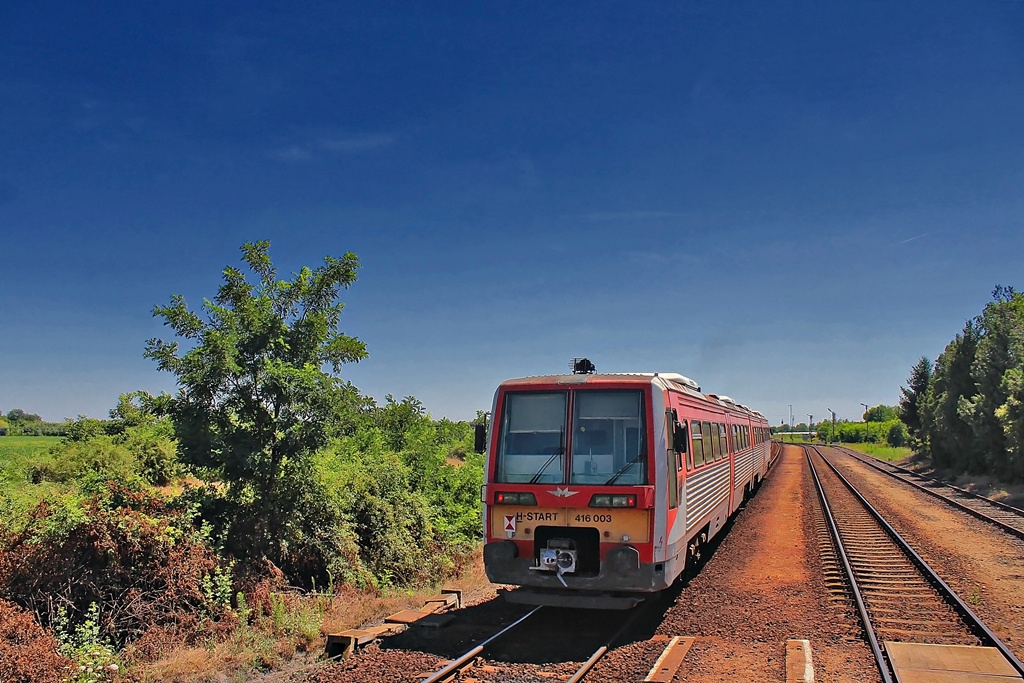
[
  {"x1": 144, "y1": 240, "x2": 368, "y2": 579},
  {"x1": 863, "y1": 405, "x2": 897, "y2": 422},
  {"x1": 887, "y1": 421, "x2": 909, "y2": 448},
  {"x1": 898, "y1": 357, "x2": 932, "y2": 443},
  {"x1": 968, "y1": 286, "x2": 1023, "y2": 477},
  {"x1": 6, "y1": 409, "x2": 42, "y2": 424},
  {"x1": 920, "y1": 321, "x2": 981, "y2": 471}
]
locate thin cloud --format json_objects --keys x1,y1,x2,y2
[
  {"x1": 318, "y1": 134, "x2": 396, "y2": 152},
  {"x1": 269, "y1": 134, "x2": 396, "y2": 163},
  {"x1": 898, "y1": 233, "x2": 928, "y2": 244},
  {"x1": 586, "y1": 211, "x2": 684, "y2": 222},
  {"x1": 270, "y1": 145, "x2": 314, "y2": 162}
]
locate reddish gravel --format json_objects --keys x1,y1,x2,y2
[
  {"x1": 586, "y1": 444, "x2": 879, "y2": 682},
  {"x1": 822, "y1": 446, "x2": 1024, "y2": 662},
  {"x1": 306, "y1": 643, "x2": 442, "y2": 683}
]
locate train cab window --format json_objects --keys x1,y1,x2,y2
[
  {"x1": 569, "y1": 390, "x2": 647, "y2": 486},
  {"x1": 691, "y1": 420, "x2": 704, "y2": 467},
  {"x1": 495, "y1": 392, "x2": 567, "y2": 484}
]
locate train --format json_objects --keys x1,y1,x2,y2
[{"x1": 477, "y1": 360, "x2": 774, "y2": 609}]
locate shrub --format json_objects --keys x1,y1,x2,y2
[
  {"x1": 0, "y1": 482, "x2": 229, "y2": 647},
  {"x1": 0, "y1": 599, "x2": 74, "y2": 682}
]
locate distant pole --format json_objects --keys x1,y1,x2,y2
[
  {"x1": 860, "y1": 403, "x2": 870, "y2": 445},
  {"x1": 827, "y1": 408, "x2": 836, "y2": 444},
  {"x1": 807, "y1": 414, "x2": 813, "y2": 442},
  {"x1": 788, "y1": 404, "x2": 793, "y2": 434}
]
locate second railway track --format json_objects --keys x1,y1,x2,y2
[
  {"x1": 806, "y1": 445, "x2": 1024, "y2": 682},
  {"x1": 832, "y1": 445, "x2": 1024, "y2": 540}
]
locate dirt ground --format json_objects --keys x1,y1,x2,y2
[
  {"x1": 610, "y1": 444, "x2": 879, "y2": 683},
  {"x1": 896, "y1": 451, "x2": 1024, "y2": 508}
]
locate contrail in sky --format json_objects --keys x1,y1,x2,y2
[{"x1": 899, "y1": 233, "x2": 927, "y2": 244}]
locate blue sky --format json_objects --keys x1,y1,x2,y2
[{"x1": 2, "y1": 1, "x2": 1023, "y2": 427}]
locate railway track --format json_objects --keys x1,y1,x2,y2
[
  {"x1": 417, "y1": 600, "x2": 653, "y2": 683},
  {"x1": 830, "y1": 445, "x2": 1024, "y2": 540},
  {"x1": 805, "y1": 445, "x2": 1024, "y2": 682}
]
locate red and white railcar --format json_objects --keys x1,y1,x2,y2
[{"x1": 481, "y1": 364, "x2": 774, "y2": 609}]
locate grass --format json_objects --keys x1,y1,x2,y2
[
  {"x1": 0, "y1": 436, "x2": 61, "y2": 478},
  {"x1": 0, "y1": 435, "x2": 69, "y2": 529},
  {"x1": 839, "y1": 442, "x2": 913, "y2": 463}
]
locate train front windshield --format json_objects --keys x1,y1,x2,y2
[{"x1": 495, "y1": 390, "x2": 647, "y2": 486}]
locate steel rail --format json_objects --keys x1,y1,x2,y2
[
  {"x1": 565, "y1": 595, "x2": 653, "y2": 683},
  {"x1": 804, "y1": 446, "x2": 893, "y2": 683},
  {"x1": 419, "y1": 605, "x2": 543, "y2": 683},
  {"x1": 832, "y1": 446, "x2": 1024, "y2": 541},
  {"x1": 810, "y1": 446, "x2": 1024, "y2": 679}
]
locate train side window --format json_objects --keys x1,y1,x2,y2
[
  {"x1": 710, "y1": 423, "x2": 721, "y2": 461},
  {"x1": 701, "y1": 422, "x2": 713, "y2": 462},
  {"x1": 719, "y1": 424, "x2": 728, "y2": 458},
  {"x1": 691, "y1": 420, "x2": 704, "y2": 467}
]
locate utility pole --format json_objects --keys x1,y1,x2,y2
[
  {"x1": 860, "y1": 403, "x2": 870, "y2": 446},
  {"x1": 807, "y1": 414, "x2": 813, "y2": 442},
  {"x1": 788, "y1": 404, "x2": 793, "y2": 435},
  {"x1": 827, "y1": 408, "x2": 836, "y2": 445}
]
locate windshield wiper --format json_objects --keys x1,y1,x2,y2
[
  {"x1": 529, "y1": 428, "x2": 564, "y2": 484},
  {"x1": 603, "y1": 453, "x2": 645, "y2": 485}
]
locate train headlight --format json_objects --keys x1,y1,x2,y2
[
  {"x1": 494, "y1": 491, "x2": 538, "y2": 505},
  {"x1": 539, "y1": 547, "x2": 577, "y2": 573},
  {"x1": 556, "y1": 551, "x2": 575, "y2": 570},
  {"x1": 589, "y1": 494, "x2": 637, "y2": 508}
]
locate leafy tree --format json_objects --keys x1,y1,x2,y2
[
  {"x1": 5, "y1": 409, "x2": 41, "y2": 424},
  {"x1": 863, "y1": 405, "x2": 897, "y2": 422},
  {"x1": 62, "y1": 416, "x2": 107, "y2": 443},
  {"x1": 968, "y1": 286, "x2": 1024, "y2": 477},
  {"x1": 920, "y1": 321, "x2": 981, "y2": 471},
  {"x1": 887, "y1": 422, "x2": 909, "y2": 448},
  {"x1": 144, "y1": 240, "x2": 368, "y2": 579}
]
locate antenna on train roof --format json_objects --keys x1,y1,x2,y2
[{"x1": 571, "y1": 358, "x2": 596, "y2": 374}]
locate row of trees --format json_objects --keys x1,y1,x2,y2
[
  {"x1": 0, "y1": 410, "x2": 68, "y2": 436},
  {"x1": 899, "y1": 286, "x2": 1024, "y2": 480},
  {"x1": 771, "y1": 405, "x2": 909, "y2": 447}
]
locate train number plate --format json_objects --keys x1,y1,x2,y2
[{"x1": 490, "y1": 506, "x2": 650, "y2": 542}]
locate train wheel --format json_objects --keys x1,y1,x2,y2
[{"x1": 686, "y1": 529, "x2": 709, "y2": 568}]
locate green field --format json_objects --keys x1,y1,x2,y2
[{"x1": 0, "y1": 435, "x2": 60, "y2": 480}]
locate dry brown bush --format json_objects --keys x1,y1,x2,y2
[
  {"x1": 0, "y1": 483, "x2": 229, "y2": 647},
  {"x1": 0, "y1": 599, "x2": 74, "y2": 682}
]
